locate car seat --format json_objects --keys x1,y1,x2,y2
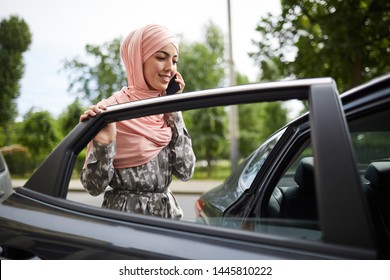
[
  {"x1": 364, "y1": 161, "x2": 390, "y2": 257},
  {"x1": 268, "y1": 157, "x2": 318, "y2": 220}
]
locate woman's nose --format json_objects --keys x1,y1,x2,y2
[{"x1": 164, "y1": 60, "x2": 175, "y2": 71}]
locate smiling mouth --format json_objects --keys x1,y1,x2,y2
[{"x1": 160, "y1": 75, "x2": 171, "y2": 83}]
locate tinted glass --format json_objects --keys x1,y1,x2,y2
[{"x1": 239, "y1": 128, "x2": 286, "y2": 190}]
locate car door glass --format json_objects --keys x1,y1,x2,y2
[
  {"x1": 258, "y1": 108, "x2": 390, "y2": 242},
  {"x1": 65, "y1": 97, "x2": 322, "y2": 242},
  {"x1": 239, "y1": 128, "x2": 286, "y2": 190},
  {"x1": 348, "y1": 108, "x2": 390, "y2": 252},
  {"x1": 349, "y1": 131, "x2": 390, "y2": 180},
  {"x1": 259, "y1": 143, "x2": 320, "y2": 241},
  {"x1": 68, "y1": 101, "x2": 294, "y2": 225}
]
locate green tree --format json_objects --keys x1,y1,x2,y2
[
  {"x1": 57, "y1": 99, "x2": 87, "y2": 175},
  {"x1": 0, "y1": 15, "x2": 32, "y2": 145},
  {"x1": 260, "y1": 101, "x2": 288, "y2": 138},
  {"x1": 18, "y1": 109, "x2": 59, "y2": 164},
  {"x1": 179, "y1": 22, "x2": 229, "y2": 175},
  {"x1": 62, "y1": 38, "x2": 126, "y2": 104},
  {"x1": 251, "y1": 0, "x2": 390, "y2": 92},
  {"x1": 189, "y1": 106, "x2": 228, "y2": 177},
  {"x1": 179, "y1": 21, "x2": 226, "y2": 91},
  {"x1": 235, "y1": 72, "x2": 288, "y2": 158},
  {"x1": 57, "y1": 98, "x2": 84, "y2": 137},
  {"x1": 238, "y1": 102, "x2": 287, "y2": 158}
]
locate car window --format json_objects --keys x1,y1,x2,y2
[
  {"x1": 260, "y1": 142, "x2": 319, "y2": 239},
  {"x1": 258, "y1": 107, "x2": 390, "y2": 242},
  {"x1": 0, "y1": 153, "x2": 13, "y2": 203},
  {"x1": 67, "y1": 101, "x2": 294, "y2": 223},
  {"x1": 239, "y1": 128, "x2": 286, "y2": 191},
  {"x1": 347, "y1": 109, "x2": 390, "y2": 252},
  {"x1": 350, "y1": 131, "x2": 390, "y2": 179},
  {"x1": 67, "y1": 96, "x2": 390, "y2": 245}
]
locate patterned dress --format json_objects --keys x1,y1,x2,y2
[{"x1": 80, "y1": 112, "x2": 196, "y2": 219}]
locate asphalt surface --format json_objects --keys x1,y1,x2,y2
[
  {"x1": 66, "y1": 191, "x2": 200, "y2": 221},
  {"x1": 12, "y1": 179, "x2": 222, "y2": 221},
  {"x1": 12, "y1": 179, "x2": 222, "y2": 195}
]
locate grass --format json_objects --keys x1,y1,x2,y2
[{"x1": 192, "y1": 160, "x2": 231, "y2": 180}]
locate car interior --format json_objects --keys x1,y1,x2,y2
[
  {"x1": 267, "y1": 156, "x2": 318, "y2": 221},
  {"x1": 260, "y1": 105, "x2": 390, "y2": 253},
  {"x1": 363, "y1": 161, "x2": 390, "y2": 255}
]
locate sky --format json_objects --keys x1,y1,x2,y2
[{"x1": 1, "y1": 0, "x2": 281, "y2": 118}]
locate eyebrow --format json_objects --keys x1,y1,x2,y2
[{"x1": 156, "y1": 50, "x2": 178, "y2": 58}]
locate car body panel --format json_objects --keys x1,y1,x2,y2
[
  {"x1": 0, "y1": 189, "x2": 375, "y2": 260},
  {"x1": 309, "y1": 84, "x2": 374, "y2": 248}
]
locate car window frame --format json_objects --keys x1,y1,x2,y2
[
  {"x1": 22, "y1": 79, "x2": 324, "y2": 197},
  {"x1": 14, "y1": 77, "x2": 377, "y2": 256},
  {"x1": 224, "y1": 82, "x2": 377, "y2": 250}
]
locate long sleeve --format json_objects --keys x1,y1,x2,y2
[
  {"x1": 80, "y1": 140, "x2": 116, "y2": 196},
  {"x1": 79, "y1": 114, "x2": 194, "y2": 218},
  {"x1": 166, "y1": 112, "x2": 196, "y2": 181}
]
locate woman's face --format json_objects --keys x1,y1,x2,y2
[{"x1": 143, "y1": 43, "x2": 178, "y2": 92}]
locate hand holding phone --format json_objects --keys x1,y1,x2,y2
[{"x1": 166, "y1": 75, "x2": 181, "y2": 95}]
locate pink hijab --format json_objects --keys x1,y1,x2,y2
[{"x1": 87, "y1": 24, "x2": 178, "y2": 168}]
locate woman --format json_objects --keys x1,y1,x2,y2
[{"x1": 80, "y1": 24, "x2": 196, "y2": 219}]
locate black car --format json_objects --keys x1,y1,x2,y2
[
  {"x1": 196, "y1": 74, "x2": 390, "y2": 258},
  {"x1": 0, "y1": 153, "x2": 12, "y2": 203},
  {"x1": 1, "y1": 75, "x2": 389, "y2": 259}
]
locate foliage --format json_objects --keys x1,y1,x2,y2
[
  {"x1": 251, "y1": 0, "x2": 390, "y2": 92},
  {"x1": 62, "y1": 38, "x2": 126, "y2": 104},
  {"x1": 0, "y1": 15, "x2": 32, "y2": 145},
  {"x1": 351, "y1": 132, "x2": 390, "y2": 164},
  {"x1": 260, "y1": 101, "x2": 288, "y2": 138},
  {"x1": 239, "y1": 102, "x2": 288, "y2": 158},
  {"x1": 192, "y1": 160, "x2": 231, "y2": 180},
  {"x1": 57, "y1": 98, "x2": 84, "y2": 137},
  {"x1": 18, "y1": 109, "x2": 59, "y2": 165},
  {"x1": 179, "y1": 21, "x2": 226, "y2": 91},
  {"x1": 235, "y1": 72, "x2": 288, "y2": 158},
  {"x1": 0, "y1": 144, "x2": 32, "y2": 176},
  {"x1": 179, "y1": 22, "x2": 229, "y2": 176},
  {"x1": 188, "y1": 107, "x2": 229, "y2": 177}
]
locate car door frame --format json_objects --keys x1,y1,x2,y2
[
  {"x1": 1, "y1": 78, "x2": 377, "y2": 259},
  {"x1": 224, "y1": 81, "x2": 377, "y2": 252}
]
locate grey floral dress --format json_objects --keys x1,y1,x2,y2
[{"x1": 80, "y1": 112, "x2": 196, "y2": 219}]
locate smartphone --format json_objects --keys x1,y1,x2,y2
[{"x1": 166, "y1": 75, "x2": 181, "y2": 95}]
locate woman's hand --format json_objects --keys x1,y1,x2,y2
[
  {"x1": 80, "y1": 102, "x2": 116, "y2": 144},
  {"x1": 175, "y1": 71, "x2": 185, "y2": 94},
  {"x1": 79, "y1": 102, "x2": 107, "y2": 122}
]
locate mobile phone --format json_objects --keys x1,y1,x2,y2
[{"x1": 166, "y1": 75, "x2": 181, "y2": 95}]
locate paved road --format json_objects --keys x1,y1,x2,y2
[
  {"x1": 12, "y1": 179, "x2": 223, "y2": 222},
  {"x1": 67, "y1": 192, "x2": 200, "y2": 221},
  {"x1": 12, "y1": 179, "x2": 222, "y2": 195}
]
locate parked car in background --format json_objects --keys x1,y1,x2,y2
[
  {"x1": 0, "y1": 75, "x2": 389, "y2": 259},
  {"x1": 0, "y1": 153, "x2": 12, "y2": 203}
]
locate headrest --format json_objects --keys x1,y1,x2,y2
[
  {"x1": 294, "y1": 157, "x2": 315, "y2": 192},
  {"x1": 364, "y1": 161, "x2": 390, "y2": 190}
]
